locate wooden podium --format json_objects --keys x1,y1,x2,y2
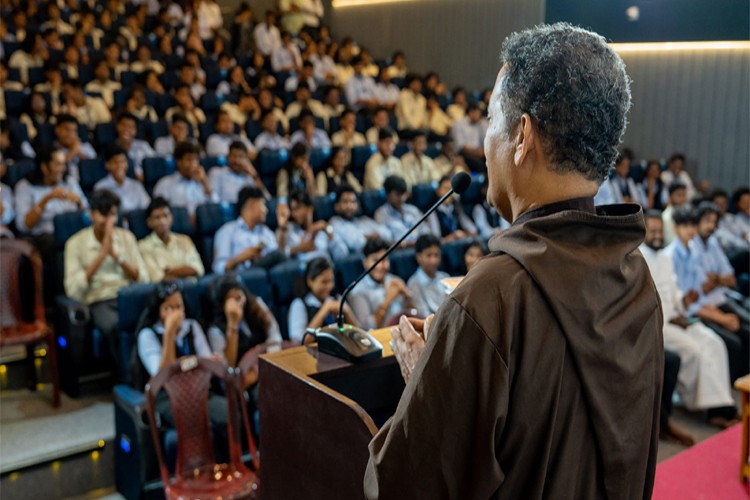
[{"x1": 258, "y1": 329, "x2": 404, "y2": 500}]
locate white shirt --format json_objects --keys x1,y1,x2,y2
[
  {"x1": 93, "y1": 175, "x2": 151, "y2": 214},
  {"x1": 153, "y1": 173, "x2": 218, "y2": 216},
  {"x1": 208, "y1": 166, "x2": 258, "y2": 203},
  {"x1": 253, "y1": 22, "x2": 281, "y2": 57},
  {"x1": 205, "y1": 134, "x2": 256, "y2": 158},
  {"x1": 396, "y1": 90, "x2": 427, "y2": 130}
]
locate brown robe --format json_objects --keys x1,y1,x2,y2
[{"x1": 364, "y1": 199, "x2": 663, "y2": 499}]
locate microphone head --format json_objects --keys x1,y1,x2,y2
[{"x1": 451, "y1": 172, "x2": 472, "y2": 194}]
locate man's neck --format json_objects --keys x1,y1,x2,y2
[{"x1": 157, "y1": 231, "x2": 171, "y2": 244}]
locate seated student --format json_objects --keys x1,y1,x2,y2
[
  {"x1": 331, "y1": 108, "x2": 367, "y2": 151},
  {"x1": 205, "y1": 110, "x2": 257, "y2": 159},
  {"x1": 94, "y1": 145, "x2": 151, "y2": 214},
  {"x1": 165, "y1": 84, "x2": 207, "y2": 138},
  {"x1": 288, "y1": 257, "x2": 359, "y2": 343},
  {"x1": 594, "y1": 151, "x2": 647, "y2": 207},
  {"x1": 114, "y1": 112, "x2": 156, "y2": 180},
  {"x1": 464, "y1": 240, "x2": 487, "y2": 273},
  {"x1": 407, "y1": 234, "x2": 450, "y2": 317},
  {"x1": 290, "y1": 110, "x2": 332, "y2": 150},
  {"x1": 664, "y1": 205, "x2": 749, "y2": 378},
  {"x1": 364, "y1": 128, "x2": 402, "y2": 190},
  {"x1": 712, "y1": 188, "x2": 750, "y2": 271},
  {"x1": 133, "y1": 281, "x2": 229, "y2": 460},
  {"x1": 472, "y1": 177, "x2": 508, "y2": 240},
  {"x1": 641, "y1": 211, "x2": 739, "y2": 428},
  {"x1": 125, "y1": 84, "x2": 159, "y2": 123},
  {"x1": 154, "y1": 115, "x2": 193, "y2": 157},
  {"x1": 723, "y1": 187, "x2": 750, "y2": 245},
  {"x1": 276, "y1": 190, "x2": 332, "y2": 263},
  {"x1": 153, "y1": 141, "x2": 218, "y2": 218},
  {"x1": 321, "y1": 86, "x2": 346, "y2": 128},
  {"x1": 254, "y1": 110, "x2": 291, "y2": 151},
  {"x1": 426, "y1": 175, "x2": 478, "y2": 242},
  {"x1": 640, "y1": 160, "x2": 668, "y2": 211},
  {"x1": 221, "y1": 92, "x2": 261, "y2": 130},
  {"x1": 316, "y1": 147, "x2": 363, "y2": 194},
  {"x1": 276, "y1": 143, "x2": 318, "y2": 198},
  {"x1": 61, "y1": 78, "x2": 112, "y2": 130},
  {"x1": 662, "y1": 181, "x2": 688, "y2": 246},
  {"x1": 349, "y1": 236, "x2": 415, "y2": 331},
  {"x1": 138, "y1": 197, "x2": 205, "y2": 282},
  {"x1": 65, "y1": 189, "x2": 148, "y2": 374},
  {"x1": 451, "y1": 102, "x2": 487, "y2": 172},
  {"x1": 15, "y1": 146, "x2": 88, "y2": 244},
  {"x1": 0, "y1": 162, "x2": 14, "y2": 238},
  {"x1": 374, "y1": 175, "x2": 429, "y2": 245},
  {"x1": 400, "y1": 130, "x2": 436, "y2": 188},
  {"x1": 54, "y1": 114, "x2": 97, "y2": 181},
  {"x1": 213, "y1": 186, "x2": 286, "y2": 274},
  {"x1": 425, "y1": 92, "x2": 453, "y2": 138},
  {"x1": 447, "y1": 86, "x2": 468, "y2": 121},
  {"x1": 661, "y1": 153, "x2": 697, "y2": 202},
  {"x1": 344, "y1": 56, "x2": 378, "y2": 112},
  {"x1": 395, "y1": 74, "x2": 426, "y2": 131},
  {"x1": 284, "y1": 83, "x2": 327, "y2": 122},
  {"x1": 85, "y1": 59, "x2": 122, "y2": 109},
  {"x1": 284, "y1": 60, "x2": 317, "y2": 93},
  {"x1": 433, "y1": 137, "x2": 470, "y2": 179},
  {"x1": 366, "y1": 107, "x2": 399, "y2": 145},
  {"x1": 375, "y1": 68, "x2": 399, "y2": 111},
  {"x1": 207, "y1": 275, "x2": 282, "y2": 368},
  {"x1": 209, "y1": 141, "x2": 270, "y2": 203},
  {"x1": 329, "y1": 184, "x2": 389, "y2": 260}
]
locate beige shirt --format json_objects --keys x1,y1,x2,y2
[
  {"x1": 400, "y1": 152, "x2": 436, "y2": 187},
  {"x1": 138, "y1": 231, "x2": 205, "y2": 282},
  {"x1": 331, "y1": 130, "x2": 367, "y2": 149},
  {"x1": 64, "y1": 227, "x2": 149, "y2": 304},
  {"x1": 62, "y1": 96, "x2": 112, "y2": 129},
  {"x1": 364, "y1": 154, "x2": 402, "y2": 190}
]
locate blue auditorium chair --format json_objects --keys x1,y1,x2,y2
[
  {"x1": 425, "y1": 142, "x2": 442, "y2": 159},
  {"x1": 256, "y1": 149, "x2": 289, "y2": 195},
  {"x1": 195, "y1": 202, "x2": 238, "y2": 270},
  {"x1": 3, "y1": 159, "x2": 36, "y2": 188},
  {"x1": 350, "y1": 144, "x2": 376, "y2": 182},
  {"x1": 334, "y1": 253, "x2": 364, "y2": 295},
  {"x1": 143, "y1": 157, "x2": 176, "y2": 195},
  {"x1": 309, "y1": 148, "x2": 331, "y2": 174},
  {"x1": 394, "y1": 142, "x2": 410, "y2": 158},
  {"x1": 389, "y1": 248, "x2": 418, "y2": 281},
  {"x1": 269, "y1": 260, "x2": 307, "y2": 339},
  {"x1": 359, "y1": 189, "x2": 385, "y2": 218},
  {"x1": 312, "y1": 193, "x2": 336, "y2": 221},
  {"x1": 95, "y1": 123, "x2": 117, "y2": 149},
  {"x1": 126, "y1": 206, "x2": 192, "y2": 240},
  {"x1": 236, "y1": 268, "x2": 275, "y2": 314},
  {"x1": 78, "y1": 158, "x2": 109, "y2": 195},
  {"x1": 200, "y1": 91, "x2": 223, "y2": 115},
  {"x1": 440, "y1": 237, "x2": 475, "y2": 276},
  {"x1": 5, "y1": 90, "x2": 27, "y2": 116},
  {"x1": 410, "y1": 182, "x2": 438, "y2": 213}
]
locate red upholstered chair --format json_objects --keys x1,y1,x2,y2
[
  {"x1": 144, "y1": 356, "x2": 259, "y2": 500},
  {"x1": 0, "y1": 239, "x2": 60, "y2": 407}
]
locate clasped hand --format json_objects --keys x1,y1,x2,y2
[{"x1": 390, "y1": 314, "x2": 434, "y2": 383}]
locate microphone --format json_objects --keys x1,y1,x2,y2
[{"x1": 307, "y1": 172, "x2": 472, "y2": 363}]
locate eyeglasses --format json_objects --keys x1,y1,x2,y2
[{"x1": 158, "y1": 281, "x2": 183, "y2": 300}]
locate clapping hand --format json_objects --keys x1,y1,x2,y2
[
  {"x1": 276, "y1": 203, "x2": 290, "y2": 228},
  {"x1": 390, "y1": 315, "x2": 434, "y2": 383}
]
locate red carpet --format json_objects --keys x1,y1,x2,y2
[{"x1": 653, "y1": 424, "x2": 749, "y2": 499}]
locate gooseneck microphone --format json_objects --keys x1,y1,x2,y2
[{"x1": 307, "y1": 172, "x2": 472, "y2": 363}]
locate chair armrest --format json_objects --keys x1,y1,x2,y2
[
  {"x1": 55, "y1": 295, "x2": 90, "y2": 325},
  {"x1": 114, "y1": 384, "x2": 147, "y2": 422}
]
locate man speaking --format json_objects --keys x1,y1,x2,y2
[{"x1": 364, "y1": 23, "x2": 663, "y2": 499}]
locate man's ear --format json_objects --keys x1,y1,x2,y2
[{"x1": 513, "y1": 113, "x2": 536, "y2": 167}]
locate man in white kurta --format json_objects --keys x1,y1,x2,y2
[{"x1": 641, "y1": 214, "x2": 734, "y2": 413}]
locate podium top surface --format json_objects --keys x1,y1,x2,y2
[{"x1": 260, "y1": 327, "x2": 394, "y2": 378}]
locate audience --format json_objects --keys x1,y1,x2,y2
[
  {"x1": 138, "y1": 197, "x2": 205, "y2": 282},
  {"x1": 349, "y1": 236, "x2": 414, "y2": 330},
  {"x1": 64, "y1": 189, "x2": 148, "y2": 374},
  {"x1": 94, "y1": 145, "x2": 150, "y2": 213},
  {"x1": 205, "y1": 111, "x2": 257, "y2": 159},
  {"x1": 208, "y1": 275, "x2": 282, "y2": 367},
  {"x1": 0, "y1": 162, "x2": 14, "y2": 238},
  {"x1": 662, "y1": 153, "x2": 697, "y2": 202},
  {"x1": 276, "y1": 143, "x2": 317, "y2": 198},
  {"x1": 407, "y1": 234, "x2": 449, "y2": 316},
  {"x1": 641, "y1": 160, "x2": 668, "y2": 211},
  {"x1": 396, "y1": 74, "x2": 426, "y2": 131},
  {"x1": 209, "y1": 141, "x2": 269, "y2": 203},
  {"x1": 154, "y1": 114, "x2": 192, "y2": 157},
  {"x1": 426, "y1": 175, "x2": 477, "y2": 242},
  {"x1": 287, "y1": 257, "x2": 358, "y2": 343},
  {"x1": 153, "y1": 141, "x2": 217, "y2": 217},
  {"x1": 329, "y1": 184, "x2": 389, "y2": 260},
  {"x1": 463, "y1": 240, "x2": 487, "y2": 273},
  {"x1": 316, "y1": 146, "x2": 362, "y2": 194},
  {"x1": 662, "y1": 181, "x2": 687, "y2": 246},
  {"x1": 54, "y1": 114, "x2": 96, "y2": 181},
  {"x1": 212, "y1": 186, "x2": 284, "y2": 274},
  {"x1": 451, "y1": 102, "x2": 487, "y2": 171},
  {"x1": 400, "y1": 130, "x2": 436, "y2": 187},
  {"x1": 374, "y1": 175, "x2": 428, "y2": 245},
  {"x1": 595, "y1": 150, "x2": 646, "y2": 206},
  {"x1": 114, "y1": 112, "x2": 156, "y2": 179},
  {"x1": 330, "y1": 109, "x2": 367, "y2": 151},
  {"x1": 290, "y1": 110, "x2": 331, "y2": 150},
  {"x1": 364, "y1": 128, "x2": 401, "y2": 190},
  {"x1": 276, "y1": 190, "x2": 331, "y2": 263}
]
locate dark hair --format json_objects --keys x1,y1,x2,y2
[
  {"x1": 668, "y1": 181, "x2": 687, "y2": 196},
  {"x1": 378, "y1": 127, "x2": 395, "y2": 142},
  {"x1": 133, "y1": 281, "x2": 185, "y2": 352},
  {"x1": 672, "y1": 205, "x2": 698, "y2": 226},
  {"x1": 335, "y1": 183, "x2": 357, "y2": 204},
  {"x1": 731, "y1": 187, "x2": 750, "y2": 211},
  {"x1": 90, "y1": 189, "x2": 121, "y2": 214},
  {"x1": 228, "y1": 140, "x2": 248, "y2": 153},
  {"x1": 616, "y1": 149, "x2": 633, "y2": 165},
  {"x1": 297, "y1": 109, "x2": 315, "y2": 123},
  {"x1": 103, "y1": 144, "x2": 128, "y2": 162},
  {"x1": 363, "y1": 236, "x2": 390, "y2": 257},
  {"x1": 237, "y1": 186, "x2": 264, "y2": 210},
  {"x1": 643, "y1": 209, "x2": 663, "y2": 221},
  {"x1": 415, "y1": 234, "x2": 440, "y2": 253},
  {"x1": 55, "y1": 113, "x2": 79, "y2": 126},
  {"x1": 295, "y1": 257, "x2": 333, "y2": 297},
  {"x1": 452, "y1": 86, "x2": 466, "y2": 99},
  {"x1": 116, "y1": 111, "x2": 138, "y2": 125},
  {"x1": 146, "y1": 196, "x2": 171, "y2": 218},
  {"x1": 211, "y1": 275, "x2": 271, "y2": 342},
  {"x1": 171, "y1": 113, "x2": 190, "y2": 127},
  {"x1": 289, "y1": 189, "x2": 312, "y2": 207},
  {"x1": 668, "y1": 153, "x2": 685, "y2": 164},
  {"x1": 709, "y1": 189, "x2": 728, "y2": 201},
  {"x1": 464, "y1": 239, "x2": 488, "y2": 258},
  {"x1": 404, "y1": 73, "x2": 421, "y2": 87},
  {"x1": 214, "y1": 110, "x2": 230, "y2": 125},
  {"x1": 383, "y1": 175, "x2": 407, "y2": 195},
  {"x1": 174, "y1": 141, "x2": 201, "y2": 160},
  {"x1": 290, "y1": 142, "x2": 309, "y2": 159},
  {"x1": 499, "y1": 23, "x2": 631, "y2": 182},
  {"x1": 696, "y1": 201, "x2": 720, "y2": 221}
]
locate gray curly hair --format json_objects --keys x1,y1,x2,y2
[{"x1": 499, "y1": 23, "x2": 632, "y2": 182}]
